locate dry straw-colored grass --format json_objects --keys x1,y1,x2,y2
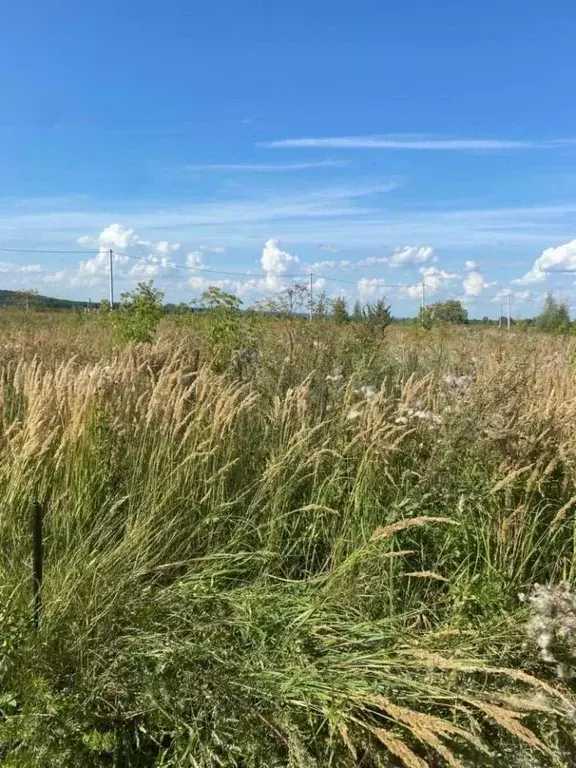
[{"x1": 0, "y1": 315, "x2": 575, "y2": 764}]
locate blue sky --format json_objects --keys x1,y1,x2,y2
[{"x1": 2, "y1": 0, "x2": 576, "y2": 316}]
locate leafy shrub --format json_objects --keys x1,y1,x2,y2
[
  {"x1": 535, "y1": 292, "x2": 571, "y2": 334},
  {"x1": 111, "y1": 281, "x2": 164, "y2": 344},
  {"x1": 201, "y1": 285, "x2": 250, "y2": 371},
  {"x1": 332, "y1": 296, "x2": 349, "y2": 324}
]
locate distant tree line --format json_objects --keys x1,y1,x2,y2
[{"x1": 3, "y1": 280, "x2": 575, "y2": 335}]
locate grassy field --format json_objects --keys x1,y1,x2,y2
[{"x1": 2, "y1": 310, "x2": 576, "y2": 766}]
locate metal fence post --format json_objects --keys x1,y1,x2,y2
[{"x1": 32, "y1": 501, "x2": 43, "y2": 629}]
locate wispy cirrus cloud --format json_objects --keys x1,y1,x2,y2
[
  {"x1": 186, "y1": 160, "x2": 348, "y2": 172},
  {"x1": 357, "y1": 255, "x2": 389, "y2": 267},
  {"x1": 1, "y1": 189, "x2": 576, "y2": 255},
  {"x1": 261, "y1": 135, "x2": 576, "y2": 151},
  {"x1": 309, "y1": 258, "x2": 353, "y2": 270}
]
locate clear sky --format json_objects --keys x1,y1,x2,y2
[{"x1": 2, "y1": 0, "x2": 576, "y2": 316}]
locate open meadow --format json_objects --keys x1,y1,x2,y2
[{"x1": 2, "y1": 308, "x2": 576, "y2": 766}]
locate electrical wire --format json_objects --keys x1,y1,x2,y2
[
  {"x1": 117, "y1": 250, "x2": 307, "y2": 279},
  {"x1": 318, "y1": 273, "x2": 413, "y2": 288},
  {"x1": 0, "y1": 243, "x2": 561, "y2": 309},
  {"x1": 0, "y1": 246, "x2": 102, "y2": 255}
]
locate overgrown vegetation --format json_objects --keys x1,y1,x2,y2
[
  {"x1": 420, "y1": 299, "x2": 469, "y2": 326},
  {"x1": 0, "y1": 300, "x2": 575, "y2": 765},
  {"x1": 535, "y1": 292, "x2": 571, "y2": 334},
  {"x1": 111, "y1": 280, "x2": 164, "y2": 343}
]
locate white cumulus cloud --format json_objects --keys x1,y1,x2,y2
[
  {"x1": 462, "y1": 270, "x2": 490, "y2": 296},
  {"x1": 260, "y1": 238, "x2": 299, "y2": 289},
  {"x1": 186, "y1": 251, "x2": 204, "y2": 269},
  {"x1": 74, "y1": 224, "x2": 183, "y2": 286},
  {"x1": 390, "y1": 245, "x2": 435, "y2": 266},
  {"x1": 0, "y1": 262, "x2": 44, "y2": 279},
  {"x1": 357, "y1": 277, "x2": 389, "y2": 297},
  {"x1": 465, "y1": 260, "x2": 477, "y2": 270},
  {"x1": 310, "y1": 260, "x2": 337, "y2": 270},
  {"x1": 420, "y1": 265, "x2": 457, "y2": 290},
  {"x1": 43, "y1": 270, "x2": 66, "y2": 284},
  {"x1": 313, "y1": 277, "x2": 326, "y2": 290},
  {"x1": 98, "y1": 223, "x2": 139, "y2": 250},
  {"x1": 0, "y1": 262, "x2": 44, "y2": 274},
  {"x1": 403, "y1": 266, "x2": 457, "y2": 300},
  {"x1": 155, "y1": 240, "x2": 181, "y2": 256},
  {"x1": 515, "y1": 238, "x2": 576, "y2": 284}
]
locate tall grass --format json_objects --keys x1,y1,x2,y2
[{"x1": 0, "y1": 314, "x2": 575, "y2": 765}]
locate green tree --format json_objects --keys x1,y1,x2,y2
[
  {"x1": 363, "y1": 299, "x2": 392, "y2": 337},
  {"x1": 111, "y1": 281, "x2": 164, "y2": 343},
  {"x1": 352, "y1": 299, "x2": 363, "y2": 321},
  {"x1": 535, "y1": 292, "x2": 570, "y2": 333},
  {"x1": 421, "y1": 299, "x2": 468, "y2": 325},
  {"x1": 201, "y1": 285, "x2": 241, "y2": 313},
  {"x1": 201, "y1": 286, "x2": 246, "y2": 369},
  {"x1": 16, "y1": 289, "x2": 39, "y2": 311},
  {"x1": 314, "y1": 290, "x2": 330, "y2": 320},
  {"x1": 332, "y1": 297, "x2": 349, "y2": 324},
  {"x1": 164, "y1": 302, "x2": 191, "y2": 315},
  {"x1": 354, "y1": 299, "x2": 393, "y2": 347},
  {"x1": 256, "y1": 284, "x2": 310, "y2": 383},
  {"x1": 260, "y1": 283, "x2": 309, "y2": 318}
]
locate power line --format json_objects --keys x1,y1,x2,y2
[
  {"x1": 0, "y1": 245, "x2": 307, "y2": 280},
  {"x1": 0, "y1": 246, "x2": 102, "y2": 255},
  {"x1": 124, "y1": 255, "x2": 558, "y2": 306},
  {"x1": 117, "y1": 251, "x2": 306, "y2": 279},
  {"x1": 434, "y1": 286, "x2": 468, "y2": 298},
  {"x1": 0, "y1": 243, "x2": 563, "y2": 309},
  {"x1": 318, "y1": 273, "x2": 413, "y2": 288}
]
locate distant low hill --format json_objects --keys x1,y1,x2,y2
[{"x1": 0, "y1": 290, "x2": 88, "y2": 310}]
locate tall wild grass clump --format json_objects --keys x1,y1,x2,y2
[{"x1": 0, "y1": 314, "x2": 575, "y2": 764}]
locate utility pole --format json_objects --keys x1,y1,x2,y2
[
  {"x1": 506, "y1": 293, "x2": 511, "y2": 330},
  {"x1": 421, "y1": 281, "x2": 426, "y2": 313},
  {"x1": 498, "y1": 300, "x2": 503, "y2": 328},
  {"x1": 109, "y1": 248, "x2": 114, "y2": 309},
  {"x1": 309, "y1": 270, "x2": 313, "y2": 322}
]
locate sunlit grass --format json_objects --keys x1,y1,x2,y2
[{"x1": 0, "y1": 312, "x2": 575, "y2": 765}]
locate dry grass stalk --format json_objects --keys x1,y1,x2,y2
[
  {"x1": 551, "y1": 493, "x2": 576, "y2": 528},
  {"x1": 371, "y1": 516, "x2": 459, "y2": 541},
  {"x1": 405, "y1": 571, "x2": 447, "y2": 581},
  {"x1": 366, "y1": 725, "x2": 428, "y2": 768}
]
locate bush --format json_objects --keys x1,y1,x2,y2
[
  {"x1": 536, "y1": 292, "x2": 571, "y2": 334},
  {"x1": 357, "y1": 299, "x2": 392, "y2": 344},
  {"x1": 420, "y1": 299, "x2": 468, "y2": 325},
  {"x1": 201, "y1": 285, "x2": 249, "y2": 370},
  {"x1": 111, "y1": 281, "x2": 164, "y2": 343},
  {"x1": 332, "y1": 297, "x2": 349, "y2": 324}
]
